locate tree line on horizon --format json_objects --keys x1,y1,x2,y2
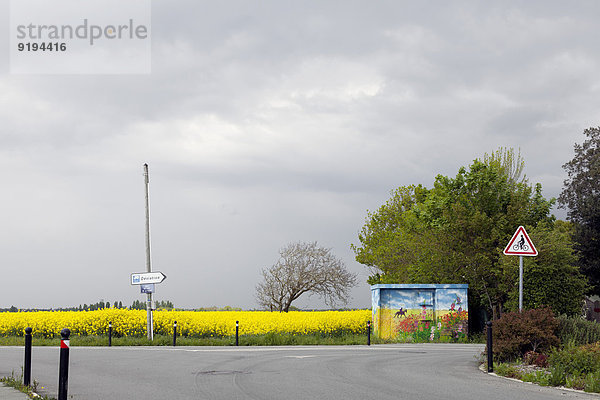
[{"x1": 0, "y1": 299, "x2": 175, "y2": 312}]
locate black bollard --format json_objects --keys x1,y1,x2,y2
[
  {"x1": 486, "y1": 321, "x2": 493, "y2": 373},
  {"x1": 235, "y1": 321, "x2": 239, "y2": 346},
  {"x1": 23, "y1": 327, "x2": 32, "y2": 386},
  {"x1": 367, "y1": 321, "x2": 371, "y2": 346},
  {"x1": 58, "y1": 328, "x2": 70, "y2": 400},
  {"x1": 108, "y1": 322, "x2": 112, "y2": 347},
  {"x1": 173, "y1": 321, "x2": 177, "y2": 347}
]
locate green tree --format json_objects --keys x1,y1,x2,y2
[
  {"x1": 155, "y1": 300, "x2": 174, "y2": 310},
  {"x1": 353, "y1": 148, "x2": 571, "y2": 318},
  {"x1": 351, "y1": 184, "x2": 430, "y2": 284},
  {"x1": 559, "y1": 127, "x2": 600, "y2": 295},
  {"x1": 130, "y1": 300, "x2": 145, "y2": 310}
]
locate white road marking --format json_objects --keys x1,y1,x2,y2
[{"x1": 285, "y1": 355, "x2": 317, "y2": 359}]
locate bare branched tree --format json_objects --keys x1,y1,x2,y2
[{"x1": 256, "y1": 241, "x2": 358, "y2": 312}]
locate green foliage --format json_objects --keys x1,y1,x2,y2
[
  {"x1": 0, "y1": 300, "x2": 131, "y2": 313},
  {"x1": 1, "y1": 370, "x2": 56, "y2": 400},
  {"x1": 353, "y1": 148, "x2": 576, "y2": 317},
  {"x1": 559, "y1": 127, "x2": 600, "y2": 294},
  {"x1": 522, "y1": 370, "x2": 550, "y2": 386},
  {"x1": 491, "y1": 328, "x2": 600, "y2": 393},
  {"x1": 494, "y1": 361, "x2": 553, "y2": 386},
  {"x1": 155, "y1": 300, "x2": 174, "y2": 310},
  {"x1": 81, "y1": 300, "x2": 111, "y2": 311},
  {"x1": 353, "y1": 184, "x2": 430, "y2": 285},
  {"x1": 548, "y1": 342, "x2": 600, "y2": 377},
  {"x1": 548, "y1": 364, "x2": 567, "y2": 387},
  {"x1": 584, "y1": 371, "x2": 600, "y2": 392},
  {"x1": 556, "y1": 315, "x2": 600, "y2": 346},
  {"x1": 494, "y1": 363, "x2": 522, "y2": 379},
  {"x1": 130, "y1": 300, "x2": 146, "y2": 310},
  {"x1": 492, "y1": 307, "x2": 559, "y2": 362},
  {"x1": 566, "y1": 374, "x2": 586, "y2": 390}
]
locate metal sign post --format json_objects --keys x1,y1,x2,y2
[{"x1": 519, "y1": 255, "x2": 523, "y2": 311}]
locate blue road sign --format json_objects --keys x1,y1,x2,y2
[{"x1": 140, "y1": 284, "x2": 155, "y2": 294}]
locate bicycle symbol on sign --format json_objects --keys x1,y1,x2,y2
[{"x1": 512, "y1": 234, "x2": 529, "y2": 251}]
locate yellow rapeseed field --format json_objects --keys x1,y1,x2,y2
[{"x1": 0, "y1": 309, "x2": 371, "y2": 338}]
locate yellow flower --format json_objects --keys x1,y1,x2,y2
[{"x1": 0, "y1": 309, "x2": 370, "y2": 338}]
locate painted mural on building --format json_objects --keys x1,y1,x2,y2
[{"x1": 371, "y1": 284, "x2": 468, "y2": 342}]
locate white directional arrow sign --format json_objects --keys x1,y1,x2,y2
[{"x1": 131, "y1": 272, "x2": 167, "y2": 285}]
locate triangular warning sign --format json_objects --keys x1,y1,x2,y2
[{"x1": 503, "y1": 226, "x2": 538, "y2": 256}]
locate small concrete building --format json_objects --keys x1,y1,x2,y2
[{"x1": 371, "y1": 284, "x2": 469, "y2": 341}]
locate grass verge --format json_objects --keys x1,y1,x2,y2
[
  {"x1": 492, "y1": 360, "x2": 600, "y2": 393},
  {"x1": 0, "y1": 370, "x2": 55, "y2": 399},
  {"x1": 0, "y1": 333, "x2": 388, "y2": 347}
]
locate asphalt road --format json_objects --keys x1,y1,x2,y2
[{"x1": 1, "y1": 344, "x2": 598, "y2": 400}]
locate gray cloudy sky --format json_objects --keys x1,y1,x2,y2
[{"x1": 1, "y1": 1, "x2": 599, "y2": 309}]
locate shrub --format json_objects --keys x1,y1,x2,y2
[
  {"x1": 548, "y1": 342, "x2": 600, "y2": 376},
  {"x1": 548, "y1": 364, "x2": 567, "y2": 387},
  {"x1": 556, "y1": 315, "x2": 600, "y2": 346},
  {"x1": 546, "y1": 343, "x2": 600, "y2": 393},
  {"x1": 584, "y1": 371, "x2": 600, "y2": 393},
  {"x1": 492, "y1": 307, "x2": 560, "y2": 361},
  {"x1": 522, "y1": 370, "x2": 550, "y2": 386},
  {"x1": 566, "y1": 375, "x2": 586, "y2": 390},
  {"x1": 524, "y1": 351, "x2": 549, "y2": 368},
  {"x1": 535, "y1": 353, "x2": 549, "y2": 367},
  {"x1": 495, "y1": 363, "x2": 522, "y2": 379}
]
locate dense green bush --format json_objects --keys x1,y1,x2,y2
[
  {"x1": 556, "y1": 315, "x2": 600, "y2": 346},
  {"x1": 548, "y1": 342, "x2": 600, "y2": 377},
  {"x1": 545, "y1": 342, "x2": 600, "y2": 392},
  {"x1": 492, "y1": 307, "x2": 560, "y2": 361}
]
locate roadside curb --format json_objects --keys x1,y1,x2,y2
[
  {"x1": 478, "y1": 363, "x2": 600, "y2": 397},
  {"x1": 0, "y1": 384, "x2": 33, "y2": 400}
]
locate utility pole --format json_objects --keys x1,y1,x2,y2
[{"x1": 143, "y1": 163, "x2": 154, "y2": 340}]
